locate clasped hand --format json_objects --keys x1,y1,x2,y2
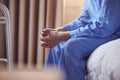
[
  {"x1": 40, "y1": 28, "x2": 62, "y2": 48},
  {"x1": 40, "y1": 28, "x2": 70, "y2": 48}
]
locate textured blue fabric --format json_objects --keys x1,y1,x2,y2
[
  {"x1": 64, "y1": 0, "x2": 120, "y2": 38},
  {"x1": 45, "y1": 0, "x2": 120, "y2": 80},
  {"x1": 46, "y1": 36, "x2": 118, "y2": 80}
]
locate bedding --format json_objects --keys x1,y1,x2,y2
[{"x1": 87, "y1": 39, "x2": 120, "y2": 80}]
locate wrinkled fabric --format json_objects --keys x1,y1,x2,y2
[
  {"x1": 87, "y1": 39, "x2": 120, "y2": 80},
  {"x1": 64, "y1": 0, "x2": 120, "y2": 38},
  {"x1": 45, "y1": 0, "x2": 120, "y2": 80}
]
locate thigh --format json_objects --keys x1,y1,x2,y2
[{"x1": 62, "y1": 35, "x2": 119, "y2": 60}]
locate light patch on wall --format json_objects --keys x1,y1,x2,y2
[{"x1": 63, "y1": 0, "x2": 84, "y2": 24}]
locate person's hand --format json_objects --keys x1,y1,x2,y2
[
  {"x1": 41, "y1": 28, "x2": 56, "y2": 37},
  {"x1": 40, "y1": 31, "x2": 61, "y2": 48},
  {"x1": 40, "y1": 30, "x2": 70, "y2": 48},
  {"x1": 41, "y1": 27, "x2": 65, "y2": 37},
  {"x1": 40, "y1": 28, "x2": 57, "y2": 47}
]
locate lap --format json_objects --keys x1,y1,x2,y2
[{"x1": 52, "y1": 36, "x2": 118, "y2": 59}]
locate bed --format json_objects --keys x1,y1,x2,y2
[{"x1": 87, "y1": 39, "x2": 120, "y2": 80}]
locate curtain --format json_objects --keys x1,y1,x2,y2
[{"x1": 0, "y1": 0, "x2": 63, "y2": 70}]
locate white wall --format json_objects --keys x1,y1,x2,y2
[{"x1": 63, "y1": 0, "x2": 84, "y2": 24}]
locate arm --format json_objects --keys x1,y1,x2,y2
[{"x1": 69, "y1": 0, "x2": 120, "y2": 38}]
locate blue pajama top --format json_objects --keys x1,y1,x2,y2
[{"x1": 64, "y1": 0, "x2": 120, "y2": 38}]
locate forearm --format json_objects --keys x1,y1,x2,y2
[
  {"x1": 58, "y1": 31, "x2": 71, "y2": 41},
  {"x1": 56, "y1": 27, "x2": 71, "y2": 41},
  {"x1": 55, "y1": 27, "x2": 66, "y2": 31}
]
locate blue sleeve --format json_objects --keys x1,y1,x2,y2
[
  {"x1": 64, "y1": 2, "x2": 91, "y2": 31},
  {"x1": 69, "y1": 0, "x2": 120, "y2": 38}
]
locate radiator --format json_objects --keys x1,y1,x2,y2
[
  {"x1": 8, "y1": 0, "x2": 44, "y2": 70},
  {"x1": 6, "y1": 0, "x2": 63, "y2": 70}
]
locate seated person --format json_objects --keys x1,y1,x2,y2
[{"x1": 40, "y1": 0, "x2": 120, "y2": 80}]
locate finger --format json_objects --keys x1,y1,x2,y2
[
  {"x1": 42, "y1": 28, "x2": 55, "y2": 33},
  {"x1": 40, "y1": 34, "x2": 49, "y2": 41},
  {"x1": 39, "y1": 35, "x2": 44, "y2": 41},
  {"x1": 39, "y1": 35, "x2": 43, "y2": 39},
  {"x1": 42, "y1": 28, "x2": 50, "y2": 32},
  {"x1": 40, "y1": 40, "x2": 51, "y2": 48},
  {"x1": 40, "y1": 43, "x2": 50, "y2": 48},
  {"x1": 39, "y1": 35, "x2": 47, "y2": 41},
  {"x1": 41, "y1": 32, "x2": 48, "y2": 37},
  {"x1": 40, "y1": 32, "x2": 44, "y2": 35},
  {"x1": 41, "y1": 29, "x2": 50, "y2": 37},
  {"x1": 40, "y1": 41, "x2": 48, "y2": 46}
]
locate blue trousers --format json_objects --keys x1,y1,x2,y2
[{"x1": 45, "y1": 35, "x2": 119, "y2": 80}]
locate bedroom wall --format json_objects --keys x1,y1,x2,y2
[{"x1": 63, "y1": 0, "x2": 84, "y2": 24}]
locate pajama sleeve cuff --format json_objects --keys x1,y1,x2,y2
[
  {"x1": 69, "y1": 29, "x2": 80, "y2": 37},
  {"x1": 63, "y1": 24, "x2": 72, "y2": 31}
]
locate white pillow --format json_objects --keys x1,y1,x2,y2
[{"x1": 87, "y1": 39, "x2": 120, "y2": 80}]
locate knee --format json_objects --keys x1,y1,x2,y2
[
  {"x1": 64, "y1": 38, "x2": 86, "y2": 51},
  {"x1": 62, "y1": 38, "x2": 92, "y2": 60},
  {"x1": 63, "y1": 39, "x2": 85, "y2": 54}
]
